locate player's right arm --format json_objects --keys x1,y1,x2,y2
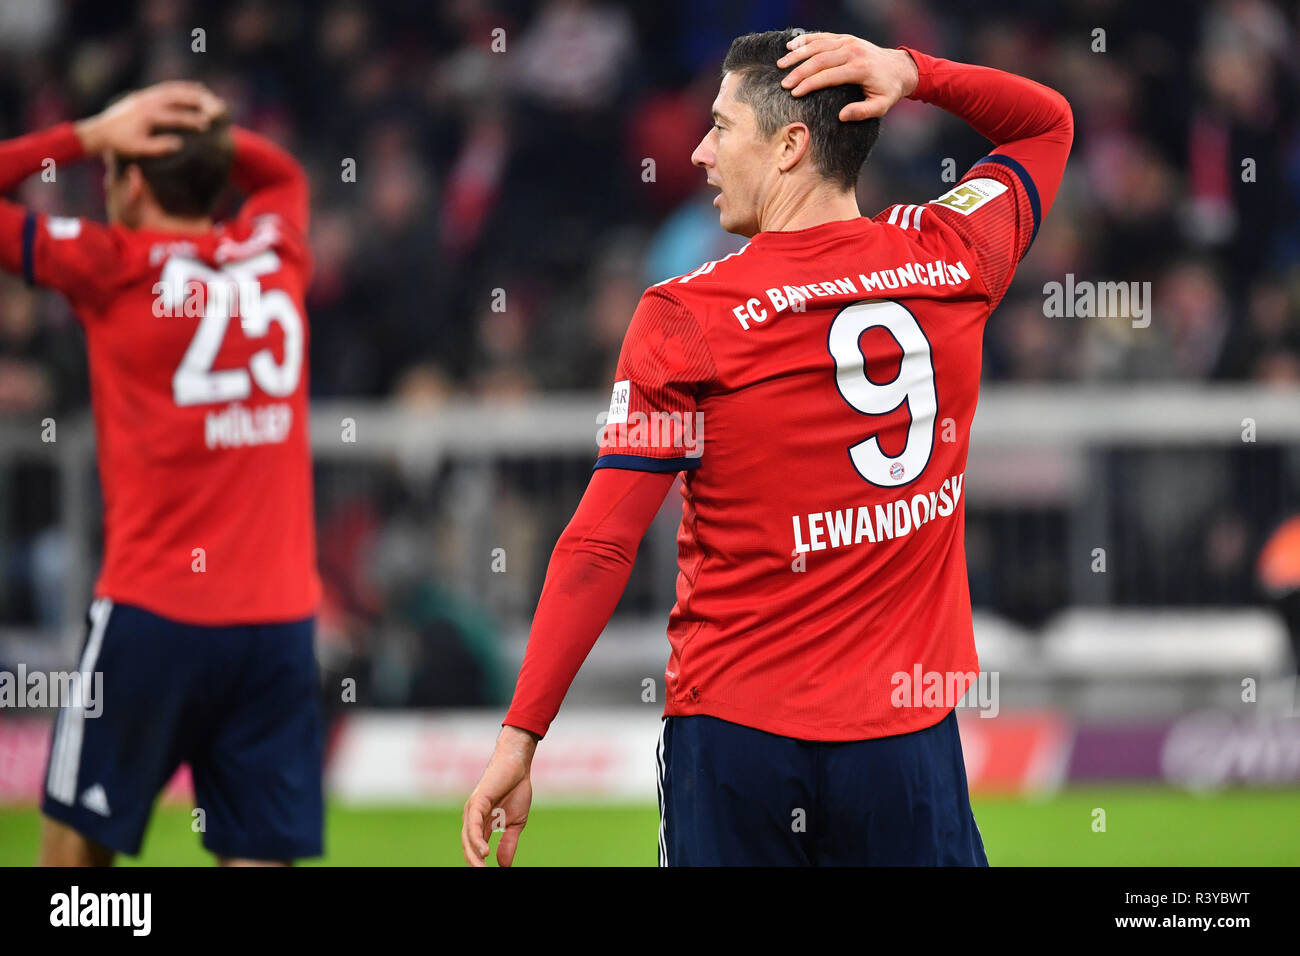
[
  {"x1": 897, "y1": 45, "x2": 1073, "y2": 303},
  {"x1": 779, "y1": 34, "x2": 1074, "y2": 304},
  {"x1": 230, "y1": 126, "x2": 310, "y2": 237}
]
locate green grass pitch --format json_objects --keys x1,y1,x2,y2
[{"x1": 1, "y1": 787, "x2": 1297, "y2": 865}]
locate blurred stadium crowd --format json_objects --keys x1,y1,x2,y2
[
  {"x1": 1, "y1": 0, "x2": 1298, "y2": 706},
  {"x1": 2, "y1": 0, "x2": 1298, "y2": 407}
]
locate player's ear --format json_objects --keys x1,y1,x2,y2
[
  {"x1": 777, "y1": 122, "x2": 812, "y2": 173},
  {"x1": 126, "y1": 164, "x2": 147, "y2": 201}
]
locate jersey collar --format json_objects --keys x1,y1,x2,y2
[{"x1": 749, "y1": 216, "x2": 871, "y2": 249}]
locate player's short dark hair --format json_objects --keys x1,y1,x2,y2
[
  {"x1": 722, "y1": 29, "x2": 880, "y2": 190},
  {"x1": 112, "y1": 116, "x2": 235, "y2": 218}
]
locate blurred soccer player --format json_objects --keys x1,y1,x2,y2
[
  {"x1": 463, "y1": 30, "x2": 1073, "y2": 866},
  {"x1": 0, "y1": 83, "x2": 323, "y2": 865}
]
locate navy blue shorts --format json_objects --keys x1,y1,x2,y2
[
  {"x1": 41, "y1": 598, "x2": 323, "y2": 861},
  {"x1": 656, "y1": 709, "x2": 987, "y2": 866}
]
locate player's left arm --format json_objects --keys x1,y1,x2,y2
[
  {"x1": 0, "y1": 82, "x2": 223, "y2": 308},
  {"x1": 462, "y1": 288, "x2": 712, "y2": 866},
  {"x1": 0, "y1": 124, "x2": 118, "y2": 306},
  {"x1": 461, "y1": 466, "x2": 675, "y2": 867}
]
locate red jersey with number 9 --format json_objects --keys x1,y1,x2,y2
[
  {"x1": 595, "y1": 156, "x2": 1039, "y2": 740},
  {"x1": 4, "y1": 125, "x2": 319, "y2": 625}
]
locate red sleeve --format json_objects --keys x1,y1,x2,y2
[
  {"x1": 502, "y1": 467, "x2": 676, "y2": 738},
  {"x1": 899, "y1": 47, "x2": 1074, "y2": 304},
  {"x1": 0, "y1": 123, "x2": 122, "y2": 310},
  {"x1": 0, "y1": 122, "x2": 83, "y2": 193},
  {"x1": 596, "y1": 287, "x2": 714, "y2": 473},
  {"x1": 231, "y1": 126, "x2": 309, "y2": 237}
]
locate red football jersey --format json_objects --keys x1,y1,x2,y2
[
  {"x1": 0, "y1": 125, "x2": 320, "y2": 625},
  {"x1": 595, "y1": 159, "x2": 1038, "y2": 740},
  {"x1": 499, "y1": 49, "x2": 1071, "y2": 743}
]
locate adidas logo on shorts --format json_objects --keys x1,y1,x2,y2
[{"x1": 80, "y1": 783, "x2": 111, "y2": 817}]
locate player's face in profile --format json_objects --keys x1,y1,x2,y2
[{"x1": 692, "y1": 72, "x2": 771, "y2": 237}]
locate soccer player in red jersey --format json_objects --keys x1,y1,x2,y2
[
  {"x1": 0, "y1": 83, "x2": 323, "y2": 865},
  {"x1": 463, "y1": 31, "x2": 1073, "y2": 866}
]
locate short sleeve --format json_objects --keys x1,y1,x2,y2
[
  {"x1": 917, "y1": 156, "x2": 1040, "y2": 305},
  {"x1": 595, "y1": 287, "x2": 715, "y2": 472},
  {"x1": 26, "y1": 211, "x2": 123, "y2": 312}
]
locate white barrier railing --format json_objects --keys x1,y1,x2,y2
[{"x1": 0, "y1": 384, "x2": 1295, "y2": 665}]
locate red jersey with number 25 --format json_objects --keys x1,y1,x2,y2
[
  {"x1": 596, "y1": 157, "x2": 1039, "y2": 740},
  {"x1": 1, "y1": 125, "x2": 319, "y2": 625}
]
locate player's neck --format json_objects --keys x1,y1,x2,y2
[
  {"x1": 758, "y1": 184, "x2": 861, "y2": 234},
  {"x1": 133, "y1": 210, "x2": 213, "y2": 234}
]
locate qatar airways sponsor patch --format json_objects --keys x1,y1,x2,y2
[
  {"x1": 46, "y1": 217, "x2": 82, "y2": 239},
  {"x1": 606, "y1": 379, "x2": 630, "y2": 425},
  {"x1": 932, "y1": 177, "x2": 1008, "y2": 215}
]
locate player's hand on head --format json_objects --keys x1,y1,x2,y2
[
  {"x1": 461, "y1": 727, "x2": 537, "y2": 867},
  {"x1": 776, "y1": 32, "x2": 919, "y2": 122},
  {"x1": 76, "y1": 81, "x2": 228, "y2": 157}
]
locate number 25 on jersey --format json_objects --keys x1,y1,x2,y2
[{"x1": 157, "y1": 252, "x2": 304, "y2": 407}]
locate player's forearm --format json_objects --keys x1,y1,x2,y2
[
  {"x1": 902, "y1": 48, "x2": 1072, "y2": 149},
  {"x1": 501, "y1": 541, "x2": 637, "y2": 738},
  {"x1": 503, "y1": 468, "x2": 674, "y2": 739},
  {"x1": 0, "y1": 123, "x2": 84, "y2": 280},
  {"x1": 0, "y1": 124, "x2": 84, "y2": 195},
  {"x1": 902, "y1": 47, "x2": 1073, "y2": 217}
]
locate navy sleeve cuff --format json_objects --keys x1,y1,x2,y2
[
  {"x1": 21, "y1": 210, "x2": 36, "y2": 286},
  {"x1": 593, "y1": 454, "x2": 701, "y2": 474},
  {"x1": 975, "y1": 153, "x2": 1042, "y2": 244}
]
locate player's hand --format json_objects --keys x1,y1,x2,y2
[
  {"x1": 777, "y1": 33, "x2": 919, "y2": 122},
  {"x1": 461, "y1": 725, "x2": 538, "y2": 867},
  {"x1": 75, "y1": 81, "x2": 227, "y2": 157}
]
